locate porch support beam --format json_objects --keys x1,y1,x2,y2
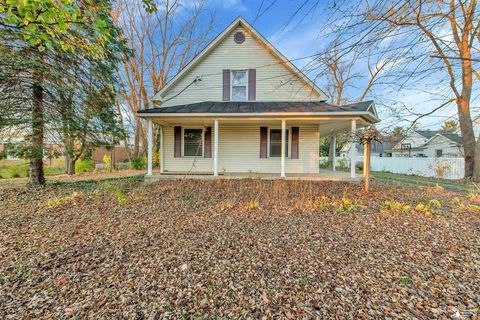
[
  {"x1": 281, "y1": 119, "x2": 286, "y2": 178},
  {"x1": 350, "y1": 119, "x2": 357, "y2": 179},
  {"x1": 213, "y1": 119, "x2": 219, "y2": 177},
  {"x1": 147, "y1": 119, "x2": 153, "y2": 176},
  {"x1": 332, "y1": 134, "x2": 337, "y2": 172}
]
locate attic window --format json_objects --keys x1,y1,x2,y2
[{"x1": 234, "y1": 31, "x2": 245, "y2": 44}]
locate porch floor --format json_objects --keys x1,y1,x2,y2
[{"x1": 144, "y1": 169, "x2": 361, "y2": 183}]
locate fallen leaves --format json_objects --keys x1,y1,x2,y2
[{"x1": 0, "y1": 179, "x2": 479, "y2": 318}]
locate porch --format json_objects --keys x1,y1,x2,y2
[
  {"x1": 144, "y1": 169, "x2": 360, "y2": 184},
  {"x1": 136, "y1": 101, "x2": 379, "y2": 180}
]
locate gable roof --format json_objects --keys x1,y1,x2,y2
[
  {"x1": 152, "y1": 17, "x2": 328, "y2": 102},
  {"x1": 425, "y1": 132, "x2": 463, "y2": 146},
  {"x1": 416, "y1": 130, "x2": 438, "y2": 139}
]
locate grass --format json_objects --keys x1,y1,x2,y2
[
  {"x1": 371, "y1": 171, "x2": 474, "y2": 193},
  {"x1": 0, "y1": 159, "x2": 64, "y2": 179}
]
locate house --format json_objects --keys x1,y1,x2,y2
[
  {"x1": 340, "y1": 140, "x2": 393, "y2": 158},
  {"x1": 422, "y1": 132, "x2": 463, "y2": 158},
  {"x1": 136, "y1": 17, "x2": 379, "y2": 178},
  {"x1": 390, "y1": 130, "x2": 463, "y2": 158}
]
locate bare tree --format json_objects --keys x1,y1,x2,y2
[
  {"x1": 360, "y1": 0, "x2": 479, "y2": 179},
  {"x1": 112, "y1": 0, "x2": 213, "y2": 156}
]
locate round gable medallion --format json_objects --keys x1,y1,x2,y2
[{"x1": 234, "y1": 31, "x2": 245, "y2": 44}]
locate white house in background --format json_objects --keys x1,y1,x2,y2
[
  {"x1": 136, "y1": 17, "x2": 379, "y2": 178},
  {"x1": 340, "y1": 140, "x2": 393, "y2": 158},
  {"x1": 422, "y1": 132, "x2": 463, "y2": 158},
  {"x1": 390, "y1": 130, "x2": 463, "y2": 158}
]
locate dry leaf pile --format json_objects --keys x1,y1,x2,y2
[{"x1": 0, "y1": 179, "x2": 479, "y2": 319}]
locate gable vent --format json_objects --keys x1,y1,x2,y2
[{"x1": 234, "y1": 31, "x2": 245, "y2": 44}]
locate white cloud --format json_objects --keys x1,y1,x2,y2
[{"x1": 220, "y1": 0, "x2": 248, "y2": 12}]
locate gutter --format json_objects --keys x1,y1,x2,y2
[{"x1": 136, "y1": 111, "x2": 380, "y2": 123}]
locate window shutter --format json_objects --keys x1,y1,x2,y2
[
  {"x1": 204, "y1": 126, "x2": 212, "y2": 158},
  {"x1": 291, "y1": 127, "x2": 299, "y2": 159},
  {"x1": 223, "y1": 69, "x2": 230, "y2": 101},
  {"x1": 174, "y1": 126, "x2": 182, "y2": 158},
  {"x1": 248, "y1": 69, "x2": 256, "y2": 100},
  {"x1": 260, "y1": 127, "x2": 268, "y2": 158}
]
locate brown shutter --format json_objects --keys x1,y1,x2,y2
[
  {"x1": 248, "y1": 69, "x2": 256, "y2": 100},
  {"x1": 291, "y1": 127, "x2": 299, "y2": 159},
  {"x1": 260, "y1": 127, "x2": 268, "y2": 158},
  {"x1": 174, "y1": 126, "x2": 181, "y2": 158},
  {"x1": 223, "y1": 69, "x2": 230, "y2": 101},
  {"x1": 204, "y1": 126, "x2": 212, "y2": 158}
]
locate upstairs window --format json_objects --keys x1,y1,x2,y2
[
  {"x1": 231, "y1": 70, "x2": 248, "y2": 101},
  {"x1": 183, "y1": 128, "x2": 203, "y2": 156},
  {"x1": 435, "y1": 149, "x2": 443, "y2": 158},
  {"x1": 269, "y1": 129, "x2": 289, "y2": 157}
]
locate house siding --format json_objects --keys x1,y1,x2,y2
[
  {"x1": 160, "y1": 26, "x2": 323, "y2": 107},
  {"x1": 423, "y1": 135, "x2": 462, "y2": 158},
  {"x1": 163, "y1": 123, "x2": 319, "y2": 174}
]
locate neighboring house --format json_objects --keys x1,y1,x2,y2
[
  {"x1": 137, "y1": 17, "x2": 379, "y2": 178},
  {"x1": 422, "y1": 132, "x2": 463, "y2": 158},
  {"x1": 390, "y1": 130, "x2": 463, "y2": 158},
  {"x1": 340, "y1": 140, "x2": 393, "y2": 158}
]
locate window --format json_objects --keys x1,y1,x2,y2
[
  {"x1": 269, "y1": 129, "x2": 288, "y2": 157},
  {"x1": 435, "y1": 149, "x2": 443, "y2": 158},
  {"x1": 183, "y1": 129, "x2": 203, "y2": 156},
  {"x1": 231, "y1": 70, "x2": 247, "y2": 101}
]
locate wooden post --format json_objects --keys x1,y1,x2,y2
[{"x1": 365, "y1": 140, "x2": 371, "y2": 192}]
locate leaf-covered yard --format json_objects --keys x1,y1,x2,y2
[{"x1": 1, "y1": 179, "x2": 479, "y2": 319}]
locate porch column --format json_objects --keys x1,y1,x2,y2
[
  {"x1": 281, "y1": 119, "x2": 286, "y2": 178},
  {"x1": 147, "y1": 119, "x2": 153, "y2": 176},
  {"x1": 213, "y1": 119, "x2": 219, "y2": 177},
  {"x1": 160, "y1": 124, "x2": 164, "y2": 173},
  {"x1": 332, "y1": 134, "x2": 337, "y2": 172},
  {"x1": 350, "y1": 119, "x2": 357, "y2": 179}
]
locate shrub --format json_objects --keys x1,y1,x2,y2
[
  {"x1": 75, "y1": 159, "x2": 94, "y2": 173},
  {"x1": 381, "y1": 200, "x2": 411, "y2": 214},
  {"x1": 153, "y1": 152, "x2": 160, "y2": 167},
  {"x1": 319, "y1": 159, "x2": 331, "y2": 169},
  {"x1": 130, "y1": 156, "x2": 146, "y2": 170},
  {"x1": 103, "y1": 154, "x2": 112, "y2": 170}
]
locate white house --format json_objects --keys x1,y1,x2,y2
[
  {"x1": 340, "y1": 140, "x2": 393, "y2": 158},
  {"x1": 390, "y1": 130, "x2": 463, "y2": 158},
  {"x1": 136, "y1": 17, "x2": 379, "y2": 178}
]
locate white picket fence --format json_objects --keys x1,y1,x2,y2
[{"x1": 321, "y1": 156, "x2": 465, "y2": 180}]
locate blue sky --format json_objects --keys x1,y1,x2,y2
[{"x1": 207, "y1": 0, "x2": 328, "y2": 66}]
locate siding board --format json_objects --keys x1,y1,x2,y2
[
  {"x1": 163, "y1": 124, "x2": 319, "y2": 174},
  {"x1": 161, "y1": 26, "x2": 323, "y2": 107}
]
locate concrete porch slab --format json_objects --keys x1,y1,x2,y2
[{"x1": 144, "y1": 169, "x2": 362, "y2": 184}]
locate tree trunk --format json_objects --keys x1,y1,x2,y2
[
  {"x1": 28, "y1": 66, "x2": 45, "y2": 187},
  {"x1": 458, "y1": 97, "x2": 475, "y2": 179},
  {"x1": 65, "y1": 153, "x2": 76, "y2": 175}
]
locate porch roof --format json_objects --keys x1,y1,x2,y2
[{"x1": 137, "y1": 100, "x2": 379, "y2": 123}]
